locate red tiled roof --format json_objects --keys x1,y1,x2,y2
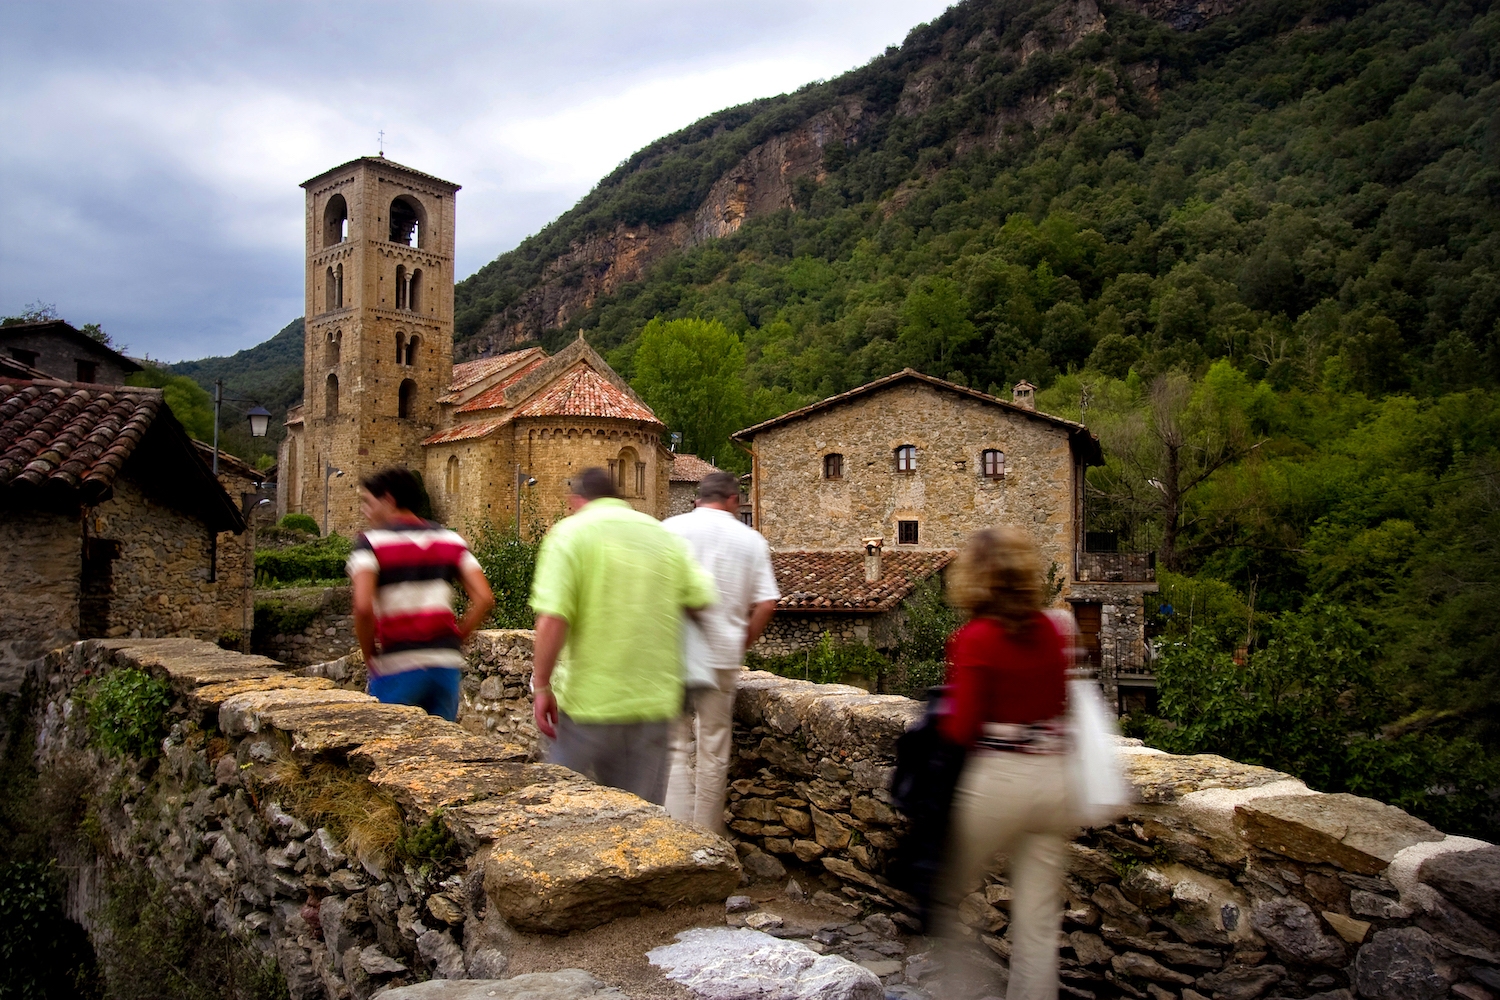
[
  {"x1": 512, "y1": 364, "x2": 660, "y2": 425},
  {"x1": 670, "y1": 453, "x2": 721, "y2": 482},
  {"x1": 455, "y1": 356, "x2": 547, "y2": 413},
  {"x1": 0, "y1": 378, "x2": 244, "y2": 530},
  {"x1": 1, "y1": 379, "x2": 162, "y2": 500},
  {"x1": 422, "y1": 415, "x2": 513, "y2": 446},
  {"x1": 445, "y1": 348, "x2": 546, "y2": 398},
  {"x1": 772, "y1": 549, "x2": 955, "y2": 613},
  {"x1": 732, "y1": 368, "x2": 1103, "y2": 465}
]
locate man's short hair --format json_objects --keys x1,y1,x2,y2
[
  {"x1": 361, "y1": 467, "x2": 424, "y2": 513},
  {"x1": 696, "y1": 471, "x2": 740, "y2": 503},
  {"x1": 571, "y1": 467, "x2": 618, "y2": 501}
]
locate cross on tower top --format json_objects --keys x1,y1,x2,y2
[{"x1": 378, "y1": 130, "x2": 385, "y2": 157}]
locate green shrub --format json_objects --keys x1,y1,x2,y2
[
  {"x1": 277, "y1": 513, "x2": 319, "y2": 535},
  {"x1": 749, "y1": 632, "x2": 890, "y2": 687},
  {"x1": 467, "y1": 521, "x2": 543, "y2": 629},
  {"x1": 86, "y1": 669, "x2": 172, "y2": 759},
  {"x1": 252, "y1": 601, "x2": 321, "y2": 639},
  {"x1": 254, "y1": 533, "x2": 352, "y2": 587}
]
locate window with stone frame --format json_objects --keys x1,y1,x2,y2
[
  {"x1": 982, "y1": 449, "x2": 1005, "y2": 478},
  {"x1": 898, "y1": 520, "x2": 919, "y2": 544},
  {"x1": 894, "y1": 444, "x2": 916, "y2": 473},
  {"x1": 398, "y1": 379, "x2": 416, "y2": 419},
  {"x1": 823, "y1": 453, "x2": 844, "y2": 479},
  {"x1": 445, "y1": 454, "x2": 460, "y2": 495},
  {"x1": 635, "y1": 462, "x2": 646, "y2": 497},
  {"x1": 325, "y1": 373, "x2": 339, "y2": 418}
]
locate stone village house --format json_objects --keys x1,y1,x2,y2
[
  {"x1": 0, "y1": 378, "x2": 254, "y2": 689},
  {"x1": 1, "y1": 319, "x2": 143, "y2": 386},
  {"x1": 732, "y1": 369, "x2": 1158, "y2": 709}
]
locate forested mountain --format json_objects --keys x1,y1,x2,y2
[{"x1": 165, "y1": 318, "x2": 303, "y2": 465}]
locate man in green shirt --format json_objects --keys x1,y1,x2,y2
[{"x1": 529, "y1": 466, "x2": 717, "y2": 805}]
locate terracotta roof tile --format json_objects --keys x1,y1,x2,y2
[
  {"x1": 445, "y1": 348, "x2": 546, "y2": 399},
  {"x1": 455, "y1": 356, "x2": 547, "y2": 413},
  {"x1": 669, "y1": 453, "x2": 721, "y2": 482},
  {"x1": 772, "y1": 549, "x2": 955, "y2": 613},
  {"x1": 422, "y1": 415, "x2": 513, "y2": 446},
  {"x1": 512, "y1": 364, "x2": 660, "y2": 425},
  {"x1": 0, "y1": 378, "x2": 162, "y2": 502}
]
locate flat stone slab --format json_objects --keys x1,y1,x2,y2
[
  {"x1": 1418, "y1": 844, "x2": 1500, "y2": 925},
  {"x1": 376, "y1": 969, "x2": 629, "y2": 998},
  {"x1": 367, "y1": 759, "x2": 556, "y2": 819},
  {"x1": 218, "y1": 687, "x2": 373, "y2": 736},
  {"x1": 1235, "y1": 793, "x2": 1443, "y2": 874},
  {"x1": 481, "y1": 783, "x2": 741, "y2": 932},
  {"x1": 1122, "y1": 749, "x2": 1291, "y2": 805},
  {"x1": 349, "y1": 733, "x2": 531, "y2": 773},
  {"x1": 648, "y1": 927, "x2": 884, "y2": 1000}
]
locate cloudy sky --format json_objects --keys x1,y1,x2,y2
[{"x1": 1, "y1": 1, "x2": 954, "y2": 362}]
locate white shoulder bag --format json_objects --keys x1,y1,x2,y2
[{"x1": 1042, "y1": 610, "x2": 1131, "y2": 827}]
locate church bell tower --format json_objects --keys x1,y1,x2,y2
[{"x1": 296, "y1": 156, "x2": 460, "y2": 536}]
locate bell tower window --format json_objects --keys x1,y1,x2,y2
[
  {"x1": 325, "y1": 373, "x2": 339, "y2": 418},
  {"x1": 325, "y1": 267, "x2": 336, "y2": 312},
  {"x1": 389, "y1": 196, "x2": 425, "y2": 247},
  {"x1": 327, "y1": 329, "x2": 341, "y2": 366},
  {"x1": 404, "y1": 335, "x2": 419, "y2": 367},
  {"x1": 410, "y1": 269, "x2": 422, "y2": 312},
  {"x1": 395, "y1": 265, "x2": 407, "y2": 310},
  {"x1": 398, "y1": 379, "x2": 416, "y2": 419},
  {"x1": 395, "y1": 333, "x2": 405, "y2": 364},
  {"x1": 323, "y1": 194, "x2": 348, "y2": 248}
]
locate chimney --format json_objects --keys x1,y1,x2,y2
[
  {"x1": 1012, "y1": 380, "x2": 1037, "y2": 410},
  {"x1": 863, "y1": 537, "x2": 884, "y2": 583}
]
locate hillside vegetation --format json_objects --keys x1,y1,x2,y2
[{"x1": 166, "y1": 318, "x2": 303, "y2": 465}]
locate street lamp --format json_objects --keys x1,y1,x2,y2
[
  {"x1": 324, "y1": 462, "x2": 344, "y2": 537},
  {"x1": 514, "y1": 464, "x2": 536, "y2": 538},
  {"x1": 212, "y1": 379, "x2": 271, "y2": 476}
]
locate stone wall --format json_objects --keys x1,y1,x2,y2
[
  {"x1": 751, "y1": 611, "x2": 899, "y2": 656},
  {"x1": 253, "y1": 586, "x2": 359, "y2": 666},
  {"x1": 748, "y1": 381, "x2": 1082, "y2": 586},
  {"x1": 1070, "y1": 584, "x2": 1154, "y2": 702},
  {"x1": 0, "y1": 509, "x2": 81, "y2": 691},
  {"x1": 724, "y1": 670, "x2": 1500, "y2": 1000},
  {"x1": 30, "y1": 638, "x2": 740, "y2": 999}
]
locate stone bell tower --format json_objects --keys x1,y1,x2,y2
[{"x1": 296, "y1": 156, "x2": 459, "y2": 537}]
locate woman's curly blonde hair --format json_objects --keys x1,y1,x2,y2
[{"x1": 946, "y1": 526, "x2": 1044, "y2": 631}]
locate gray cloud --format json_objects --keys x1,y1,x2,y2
[{"x1": 1, "y1": 0, "x2": 953, "y2": 360}]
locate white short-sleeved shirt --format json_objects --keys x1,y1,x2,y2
[{"x1": 663, "y1": 506, "x2": 780, "y2": 686}]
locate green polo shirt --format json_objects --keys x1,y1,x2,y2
[{"x1": 529, "y1": 498, "x2": 718, "y2": 723}]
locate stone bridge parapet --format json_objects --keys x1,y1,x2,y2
[{"x1": 31, "y1": 638, "x2": 739, "y2": 998}]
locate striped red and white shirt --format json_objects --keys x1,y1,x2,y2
[{"x1": 346, "y1": 521, "x2": 481, "y2": 676}]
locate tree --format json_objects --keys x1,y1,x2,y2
[
  {"x1": 125, "y1": 367, "x2": 215, "y2": 443},
  {"x1": 898, "y1": 277, "x2": 978, "y2": 374},
  {"x1": 1088, "y1": 363, "x2": 1265, "y2": 569},
  {"x1": 630, "y1": 317, "x2": 747, "y2": 469}
]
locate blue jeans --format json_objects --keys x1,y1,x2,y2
[{"x1": 368, "y1": 666, "x2": 462, "y2": 721}]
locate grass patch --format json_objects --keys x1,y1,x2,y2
[{"x1": 259, "y1": 750, "x2": 404, "y2": 866}]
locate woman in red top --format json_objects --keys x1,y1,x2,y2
[{"x1": 939, "y1": 527, "x2": 1074, "y2": 1000}]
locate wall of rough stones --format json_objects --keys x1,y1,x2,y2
[
  {"x1": 254, "y1": 586, "x2": 359, "y2": 666},
  {"x1": 1069, "y1": 584, "x2": 1154, "y2": 707},
  {"x1": 0, "y1": 509, "x2": 81, "y2": 690},
  {"x1": 751, "y1": 611, "x2": 898, "y2": 657},
  {"x1": 724, "y1": 670, "x2": 1500, "y2": 1000},
  {"x1": 31, "y1": 638, "x2": 739, "y2": 999}
]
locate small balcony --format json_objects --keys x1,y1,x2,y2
[{"x1": 1076, "y1": 551, "x2": 1156, "y2": 583}]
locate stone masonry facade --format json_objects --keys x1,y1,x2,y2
[
  {"x1": 0, "y1": 510, "x2": 83, "y2": 686},
  {"x1": 742, "y1": 378, "x2": 1085, "y2": 585}
]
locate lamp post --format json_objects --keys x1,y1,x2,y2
[
  {"x1": 324, "y1": 462, "x2": 344, "y2": 537},
  {"x1": 211, "y1": 379, "x2": 272, "y2": 475},
  {"x1": 514, "y1": 464, "x2": 536, "y2": 538}
]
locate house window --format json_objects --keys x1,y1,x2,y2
[
  {"x1": 9, "y1": 347, "x2": 39, "y2": 366},
  {"x1": 894, "y1": 444, "x2": 916, "y2": 473},
  {"x1": 823, "y1": 453, "x2": 844, "y2": 479},
  {"x1": 398, "y1": 379, "x2": 416, "y2": 419},
  {"x1": 898, "y1": 520, "x2": 919, "y2": 544},
  {"x1": 982, "y1": 449, "x2": 1005, "y2": 478},
  {"x1": 76, "y1": 360, "x2": 97, "y2": 383}
]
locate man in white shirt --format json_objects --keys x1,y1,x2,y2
[{"x1": 663, "y1": 471, "x2": 780, "y2": 835}]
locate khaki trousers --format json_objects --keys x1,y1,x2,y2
[
  {"x1": 943, "y1": 751, "x2": 1074, "y2": 1000},
  {"x1": 664, "y1": 668, "x2": 737, "y2": 836}
]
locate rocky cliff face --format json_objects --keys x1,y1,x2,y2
[{"x1": 459, "y1": 0, "x2": 1244, "y2": 357}]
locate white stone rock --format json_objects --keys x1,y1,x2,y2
[
  {"x1": 375, "y1": 969, "x2": 627, "y2": 998},
  {"x1": 648, "y1": 927, "x2": 883, "y2": 1000}
]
